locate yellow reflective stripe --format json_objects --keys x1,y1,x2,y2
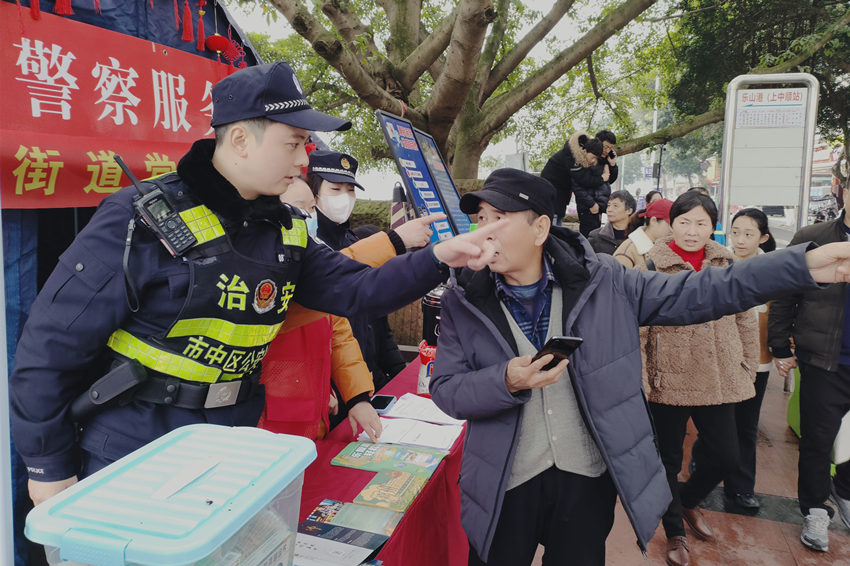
[
  {"x1": 179, "y1": 205, "x2": 225, "y2": 245},
  {"x1": 167, "y1": 318, "x2": 283, "y2": 348},
  {"x1": 107, "y1": 329, "x2": 222, "y2": 383},
  {"x1": 281, "y1": 218, "x2": 308, "y2": 248}
]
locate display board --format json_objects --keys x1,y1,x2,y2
[{"x1": 375, "y1": 110, "x2": 470, "y2": 242}]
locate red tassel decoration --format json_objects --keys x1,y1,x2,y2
[
  {"x1": 196, "y1": 1, "x2": 206, "y2": 51},
  {"x1": 149, "y1": 0, "x2": 153, "y2": 7},
  {"x1": 54, "y1": 0, "x2": 73, "y2": 15},
  {"x1": 29, "y1": 0, "x2": 41, "y2": 20},
  {"x1": 93, "y1": 0, "x2": 101, "y2": 14},
  {"x1": 173, "y1": 0, "x2": 179, "y2": 30},
  {"x1": 181, "y1": 0, "x2": 194, "y2": 42}
]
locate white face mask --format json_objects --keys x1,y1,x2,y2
[{"x1": 318, "y1": 193, "x2": 356, "y2": 224}]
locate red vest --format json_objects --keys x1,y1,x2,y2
[{"x1": 258, "y1": 316, "x2": 332, "y2": 439}]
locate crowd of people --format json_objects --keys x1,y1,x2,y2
[{"x1": 9, "y1": 59, "x2": 850, "y2": 566}]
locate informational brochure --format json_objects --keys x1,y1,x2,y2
[
  {"x1": 293, "y1": 532, "x2": 377, "y2": 566},
  {"x1": 298, "y1": 520, "x2": 388, "y2": 551},
  {"x1": 358, "y1": 417, "x2": 463, "y2": 451},
  {"x1": 306, "y1": 499, "x2": 403, "y2": 537},
  {"x1": 354, "y1": 471, "x2": 427, "y2": 512},
  {"x1": 383, "y1": 393, "x2": 465, "y2": 425},
  {"x1": 331, "y1": 442, "x2": 447, "y2": 477}
]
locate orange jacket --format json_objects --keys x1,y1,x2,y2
[{"x1": 258, "y1": 231, "x2": 397, "y2": 439}]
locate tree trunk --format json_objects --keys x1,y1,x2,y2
[{"x1": 451, "y1": 137, "x2": 487, "y2": 179}]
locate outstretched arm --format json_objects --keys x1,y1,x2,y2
[{"x1": 617, "y1": 243, "x2": 823, "y2": 327}]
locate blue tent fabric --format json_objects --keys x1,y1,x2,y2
[
  {"x1": 4, "y1": 0, "x2": 262, "y2": 65},
  {"x1": 3, "y1": 210, "x2": 38, "y2": 566}
]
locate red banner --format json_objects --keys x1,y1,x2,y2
[{"x1": 0, "y1": 3, "x2": 233, "y2": 209}]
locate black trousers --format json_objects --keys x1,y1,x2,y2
[
  {"x1": 578, "y1": 212, "x2": 601, "y2": 237},
  {"x1": 692, "y1": 371, "x2": 770, "y2": 496},
  {"x1": 649, "y1": 402, "x2": 740, "y2": 538},
  {"x1": 798, "y1": 362, "x2": 850, "y2": 515},
  {"x1": 468, "y1": 467, "x2": 617, "y2": 566}
]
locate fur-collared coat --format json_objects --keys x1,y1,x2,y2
[
  {"x1": 643, "y1": 236, "x2": 758, "y2": 406},
  {"x1": 568, "y1": 131, "x2": 611, "y2": 213}
]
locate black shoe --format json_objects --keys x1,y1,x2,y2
[{"x1": 727, "y1": 492, "x2": 760, "y2": 513}]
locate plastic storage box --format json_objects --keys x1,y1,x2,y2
[{"x1": 26, "y1": 424, "x2": 316, "y2": 566}]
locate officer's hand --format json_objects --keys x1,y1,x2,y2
[
  {"x1": 774, "y1": 356, "x2": 797, "y2": 378},
  {"x1": 505, "y1": 355, "x2": 568, "y2": 394},
  {"x1": 349, "y1": 401, "x2": 382, "y2": 443},
  {"x1": 329, "y1": 390, "x2": 339, "y2": 416},
  {"x1": 29, "y1": 476, "x2": 77, "y2": 506},
  {"x1": 432, "y1": 220, "x2": 506, "y2": 270},
  {"x1": 590, "y1": 203, "x2": 600, "y2": 214},
  {"x1": 805, "y1": 242, "x2": 850, "y2": 283},
  {"x1": 394, "y1": 214, "x2": 447, "y2": 249}
]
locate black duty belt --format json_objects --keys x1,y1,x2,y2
[{"x1": 134, "y1": 371, "x2": 262, "y2": 410}]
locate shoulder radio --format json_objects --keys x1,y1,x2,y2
[{"x1": 114, "y1": 155, "x2": 197, "y2": 256}]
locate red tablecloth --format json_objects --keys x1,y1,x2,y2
[{"x1": 299, "y1": 361, "x2": 469, "y2": 566}]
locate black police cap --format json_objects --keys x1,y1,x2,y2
[
  {"x1": 308, "y1": 151, "x2": 365, "y2": 190},
  {"x1": 210, "y1": 62, "x2": 351, "y2": 132}
]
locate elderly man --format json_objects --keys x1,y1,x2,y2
[{"x1": 430, "y1": 168, "x2": 850, "y2": 566}]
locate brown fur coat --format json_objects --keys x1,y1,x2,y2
[{"x1": 642, "y1": 236, "x2": 758, "y2": 406}]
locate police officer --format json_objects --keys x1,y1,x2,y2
[{"x1": 11, "y1": 61, "x2": 502, "y2": 505}]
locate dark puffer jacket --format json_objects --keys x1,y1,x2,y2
[
  {"x1": 769, "y1": 211, "x2": 848, "y2": 371},
  {"x1": 569, "y1": 131, "x2": 611, "y2": 214},
  {"x1": 430, "y1": 226, "x2": 819, "y2": 561}
]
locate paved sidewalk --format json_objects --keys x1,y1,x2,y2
[{"x1": 531, "y1": 368, "x2": 850, "y2": 565}]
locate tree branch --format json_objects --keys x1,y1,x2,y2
[
  {"x1": 616, "y1": 107, "x2": 725, "y2": 155},
  {"x1": 475, "y1": 0, "x2": 511, "y2": 93},
  {"x1": 269, "y1": 0, "x2": 426, "y2": 126},
  {"x1": 425, "y1": 0, "x2": 497, "y2": 141},
  {"x1": 398, "y1": 6, "x2": 458, "y2": 89},
  {"x1": 320, "y1": 94, "x2": 359, "y2": 111},
  {"x1": 751, "y1": 6, "x2": 850, "y2": 74},
  {"x1": 482, "y1": 0, "x2": 576, "y2": 100},
  {"x1": 586, "y1": 54, "x2": 601, "y2": 99},
  {"x1": 418, "y1": 26, "x2": 446, "y2": 80},
  {"x1": 319, "y1": 0, "x2": 381, "y2": 62},
  {"x1": 616, "y1": 8, "x2": 850, "y2": 156},
  {"x1": 478, "y1": 0, "x2": 657, "y2": 136}
]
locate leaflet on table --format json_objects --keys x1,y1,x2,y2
[
  {"x1": 354, "y1": 471, "x2": 427, "y2": 511},
  {"x1": 383, "y1": 392, "x2": 465, "y2": 425},
  {"x1": 331, "y1": 442, "x2": 447, "y2": 477},
  {"x1": 357, "y1": 417, "x2": 463, "y2": 451},
  {"x1": 306, "y1": 499, "x2": 403, "y2": 536},
  {"x1": 293, "y1": 530, "x2": 377, "y2": 566}
]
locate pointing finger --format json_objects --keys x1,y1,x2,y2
[{"x1": 415, "y1": 213, "x2": 447, "y2": 225}]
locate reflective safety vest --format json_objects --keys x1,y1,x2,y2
[{"x1": 107, "y1": 178, "x2": 309, "y2": 384}]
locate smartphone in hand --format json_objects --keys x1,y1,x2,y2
[{"x1": 531, "y1": 336, "x2": 583, "y2": 371}]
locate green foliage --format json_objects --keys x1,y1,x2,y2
[
  {"x1": 350, "y1": 200, "x2": 391, "y2": 232},
  {"x1": 666, "y1": 0, "x2": 830, "y2": 116}
]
